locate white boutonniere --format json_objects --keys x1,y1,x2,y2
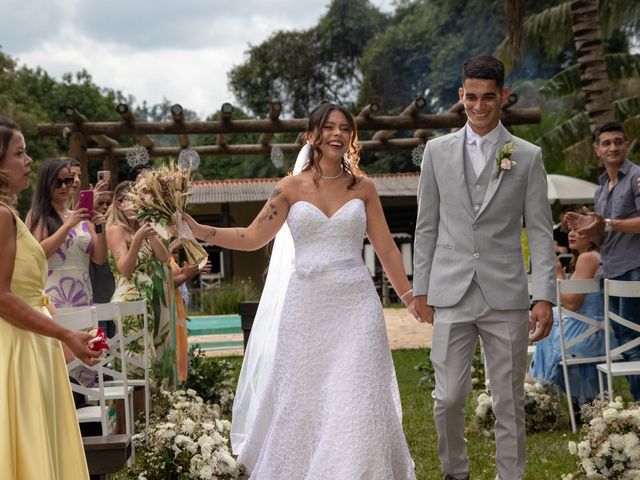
[{"x1": 496, "y1": 141, "x2": 517, "y2": 173}]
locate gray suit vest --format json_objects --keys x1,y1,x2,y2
[{"x1": 464, "y1": 145, "x2": 495, "y2": 217}]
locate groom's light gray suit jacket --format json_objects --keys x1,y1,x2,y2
[{"x1": 413, "y1": 125, "x2": 556, "y2": 310}]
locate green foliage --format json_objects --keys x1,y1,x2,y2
[
  {"x1": 229, "y1": 0, "x2": 387, "y2": 117},
  {"x1": 179, "y1": 347, "x2": 238, "y2": 415},
  {"x1": 198, "y1": 279, "x2": 260, "y2": 315}
]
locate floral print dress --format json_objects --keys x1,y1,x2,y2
[
  {"x1": 45, "y1": 221, "x2": 93, "y2": 308},
  {"x1": 109, "y1": 241, "x2": 174, "y2": 374}
]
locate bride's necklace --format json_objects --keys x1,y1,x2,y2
[{"x1": 314, "y1": 165, "x2": 343, "y2": 179}]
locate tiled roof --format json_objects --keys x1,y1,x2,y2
[{"x1": 188, "y1": 173, "x2": 419, "y2": 204}]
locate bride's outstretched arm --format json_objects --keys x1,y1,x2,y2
[{"x1": 184, "y1": 177, "x2": 291, "y2": 252}]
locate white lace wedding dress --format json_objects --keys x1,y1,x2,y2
[{"x1": 237, "y1": 198, "x2": 416, "y2": 479}]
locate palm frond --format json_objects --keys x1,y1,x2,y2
[
  {"x1": 562, "y1": 137, "x2": 597, "y2": 173},
  {"x1": 539, "y1": 54, "x2": 640, "y2": 98},
  {"x1": 539, "y1": 65, "x2": 581, "y2": 97},
  {"x1": 623, "y1": 115, "x2": 640, "y2": 142},
  {"x1": 523, "y1": 2, "x2": 573, "y2": 59},
  {"x1": 537, "y1": 111, "x2": 589, "y2": 150},
  {"x1": 599, "y1": 0, "x2": 640, "y2": 38},
  {"x1": 496, "y1": 1, "x2": 572, "y2": 65},
  {"x1": 605, "y1": 54, "x2": 640, "y2": 82},
  {"x1": 614, "y1": 96, "x2": 640, "y2": 120}
]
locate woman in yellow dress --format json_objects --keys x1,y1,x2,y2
[{"x1": 0, "y1": 117, "x2": 101, "y2": 479}]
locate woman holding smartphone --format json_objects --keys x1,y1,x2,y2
[{"x1": 27, "y1": 158, "x2": 108, "y2": 309}]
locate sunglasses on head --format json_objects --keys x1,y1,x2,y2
[{"x1": 55, "y1": 176, "x2": 75, "y2": 189}]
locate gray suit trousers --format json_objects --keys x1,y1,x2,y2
[{"x1": 430, "y1": 280, "x2": 529, "y2": 480}]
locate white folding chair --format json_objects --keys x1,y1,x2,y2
[
  {"x1": 597, "y1": 279, "x2": 640, "y2": 400},
  {"x1": 556, "y1": 279, "x2": 609, "y2": 433},
  {"x1": 92, "y1": 301, "x2": 151, "y2": 427},
  {"x1": 54, "y1": 306, "x2": 135, "y2": 446},
  {"x1": 53, "y1": 307, "x2": 108, "y2": 435}
]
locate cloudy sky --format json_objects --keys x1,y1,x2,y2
[{"x1": 3, "y1": 0, "x2": 394, "y2": 118}]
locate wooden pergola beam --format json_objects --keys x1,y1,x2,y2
[
  {"x1": 86, "y1": 137, "x2": 427, "y2": 158},
  {"x1": 258, "y1": 101, "x2": 283, "y2": 146},
  {"x1": 170, "y1": 104, "x2": 190, "y2": 149},
  {"x1": 65, "y1": 107, "x2": 119, "y2": 150},
  {"x1": 39, "y1": 107, "x2": 540, "y2": 137},
  {"x1": 357, "y1": 103, "x2": 380, "y2": 118},
  {"x1": 116, "y1": 103, "x2": 155, "y2": 148},
  {"x1": 372, "y1": 97, "x2": 427, "y2": 142}
]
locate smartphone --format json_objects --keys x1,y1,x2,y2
[
  {"x1": 559, "y1": 254, "x2": 572, "y2": 269},
  {"x1": 78, "y1": 190, "x2": 94, "y2": 221},
  {"x1": 97, "y1": 170, "x2": 111, "y2": 183}
]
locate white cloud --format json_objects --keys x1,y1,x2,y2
[{"x1": 5, "y1": 0, "x2": 396, "y2": 117}]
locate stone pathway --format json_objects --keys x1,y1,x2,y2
[{"x1": 196, "y1": 308, "x2": 432, "y2": 357}]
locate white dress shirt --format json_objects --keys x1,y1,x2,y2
[{"x1": 465, "y1": 122, "x2": 502, "y2": 177}]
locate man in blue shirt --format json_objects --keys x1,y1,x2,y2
[{"x1": 567, "y1": 121, "x2": 640, "y2": 400}]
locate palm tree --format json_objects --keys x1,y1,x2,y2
[{"x1": 500, "y1": 0, "x2": 640, "y2": 173}]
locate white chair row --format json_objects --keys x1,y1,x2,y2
[
  {"x1": 555, "y1": 278, "x2": 640, "y2": 432},
  {"x1": 54, "y1": 300, "x2": 150, "y2": 461},
  {"x1": 481, "y1": 278, "x2": 640, "y2": 433}
]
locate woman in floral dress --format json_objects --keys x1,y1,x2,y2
[
  {"x1": 28, "y1": 158, "x2": 108, "y2": 309},
  {"x1": 106, "y1": 181, "x2": 170, "y2": 367}
]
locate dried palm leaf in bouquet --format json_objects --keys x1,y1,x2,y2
[{"x1": 127, "y1": 162, "x2": 208, "y2": 268}]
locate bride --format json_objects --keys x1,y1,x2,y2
[{"x1": 184, "y1": 102, "x2": 418, "y2": 479}]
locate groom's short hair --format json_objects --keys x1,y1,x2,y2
[{"x1": 463, "y1": 55, "x2": 505, "y2": 88}]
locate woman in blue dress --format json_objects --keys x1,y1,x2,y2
[{"x1": 530, "y1": 226, "x2": 603, "y2": 407}]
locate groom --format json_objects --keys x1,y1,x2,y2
[{"x1": 413, "y1": 55, "x2": 556, "y2": 480}]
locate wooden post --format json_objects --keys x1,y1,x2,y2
[
  {"x1": 69, "y1": 132, "x2": 89, "y2": 189},
  {"x1": 103, "y1": 154, "x2": 119, "y2": 185},
  {"x1": 357, "y1": 103, "x2": 380, "y2": 118},
  {"x1": 258, "y1": 101, "x2": 283, "y2": 146},
  {"x1": 170, "y1": 104, "x2": 190, "y2": 149},
  {"x1": 217, "y1": 103, "x2": 234, "y2": 147},
  {"x1": 116, "y1": 103, "x2": 155, "y2": 148}
]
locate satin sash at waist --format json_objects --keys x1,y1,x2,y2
[{"x1": 294, "y1": 257, "x2": 363, "y2": 276}]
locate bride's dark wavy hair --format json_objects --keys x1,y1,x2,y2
[{"x1": 301, "y1": 102, "x2": 363, "y2": 189}]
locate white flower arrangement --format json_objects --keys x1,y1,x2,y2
[
  {"x1": 472, "y1": 380, "x2": 563, "y2": 436},
  {"x1": 566, "y1": 397, "x2": 640, "y2": 479},
  {"x1": 130, "y1": 389, "x2": 242, "y2": 479}
]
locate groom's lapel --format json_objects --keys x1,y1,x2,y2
[
  {"x1": 447, "y1": 130, "x2": 474, "y2": 218},
  {"x1": 476, "y1": 125, "x2": 513, "y2": 218}
]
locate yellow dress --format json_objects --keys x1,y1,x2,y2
[{"x1": 0, "y1": 206, "x2": 89, "y2": 479}]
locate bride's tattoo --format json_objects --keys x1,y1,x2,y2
[
  {"x1": 204, "y1": 228, "x2": 217, "y2": 243},
  {"x1": 257, "y1": 202, "x2": 278, "y2": 227},
  {"x1": 270, "y1": 188, "x2": 282, "y2": 198}
]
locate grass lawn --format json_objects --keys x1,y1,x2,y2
[{"x1": 393, "y1": 348, "x2": 579, "y2": 479}]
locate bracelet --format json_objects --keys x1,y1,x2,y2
[{"x1": 399, "y1": 289, "x2": 413, "y2": 303}]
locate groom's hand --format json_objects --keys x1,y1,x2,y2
[
  {"x1": 529, "y1": 300, "x2": 553, "y2": 341},
  {"x1": 414, "y1": 295, "x2": 434, "y2": 324}
]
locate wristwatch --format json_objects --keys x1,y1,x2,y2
[{"x1": 605, "y1": 218, "x2": 613, "y2": 232}]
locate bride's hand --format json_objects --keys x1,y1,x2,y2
[
  {"x1": 182, "y1": 212, "x2": 197, "y2": 229},
  {"x1": 406, "y1": 298, "x2": 423, "y2": 323}
]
